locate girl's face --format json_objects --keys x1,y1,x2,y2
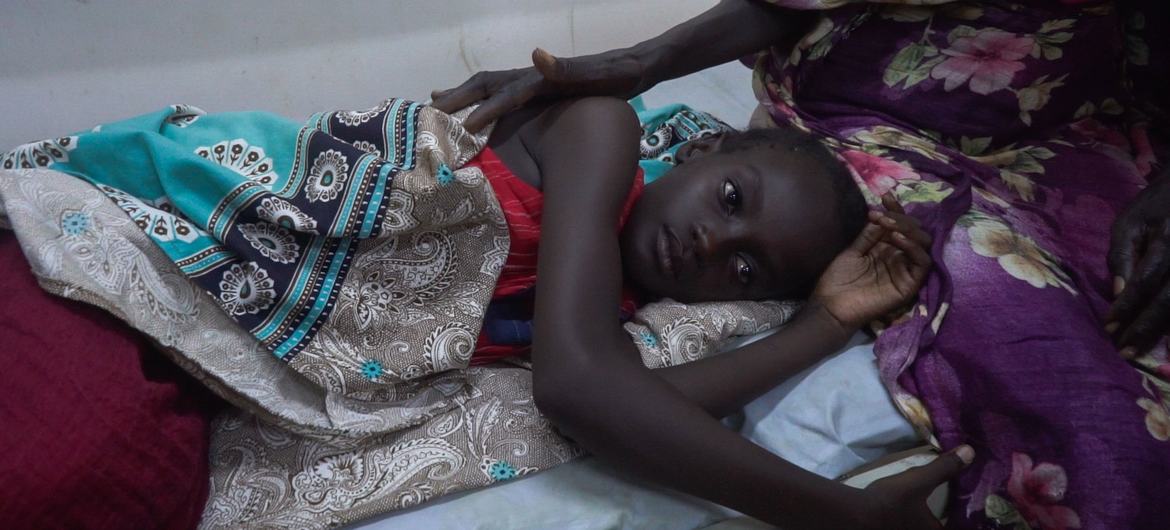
[{"x1": 619, "y1": 139, "x2": 845, "y2": 303}]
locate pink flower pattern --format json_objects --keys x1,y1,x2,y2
[
  {"x1": 839, "y1": 149, "x2": 920, "y2": 196},
  {"x1": 931, "y1": 29, "x2": 1034, "y2": 95},
  {"x1": 1007, "y1": 453, "x2": 1082, "y2": 530}
]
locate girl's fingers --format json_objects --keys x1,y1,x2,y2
[
  {"x1": 881, "y1": 193, "x2": 906, "y2": 215},
  {"x1": 874, "y1": 212, "x2": 932, "y2": 247},
  {"x1": 890, "y1": 231, "x2": 932, "y2": 269},
  {"x1": 849, "y1": 221, "x2": 890, "y2": 255}
]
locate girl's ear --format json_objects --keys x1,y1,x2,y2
[{"x1": 676, "y1": 132, "x2": 727, "y2": 164}]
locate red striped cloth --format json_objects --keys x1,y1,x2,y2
[{"x1": 469, "y1": 147, "x2": 644, "y2": 364}]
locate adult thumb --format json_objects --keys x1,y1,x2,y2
[
  {"x1": 533, "y1": 48, "x2": 576, "y2": 83},
  {"x1": 910, "y1": 445, "x2": 975, "y2": 489}
]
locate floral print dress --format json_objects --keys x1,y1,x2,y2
[{"x1": 751, "y1": 1, "x2": 1169, "y2": 528}]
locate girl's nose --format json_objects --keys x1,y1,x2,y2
[
  {"x1": 693, "y1": 222, "x2": 745, "y2": 263},
  {"x1": 692, "y1": 223, "x2": 713, "y2": 260}
]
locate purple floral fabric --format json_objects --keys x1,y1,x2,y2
[{"x1": 753, "y1": 1, "x2": 1169, "y2": 528}]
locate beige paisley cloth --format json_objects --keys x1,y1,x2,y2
[{"x1": 0, "y1": 100, "x2": 797, "y2": 527}]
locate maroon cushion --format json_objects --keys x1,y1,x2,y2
[{"x1": 0, "y1": 231, "x2": 222, "y2": 529}]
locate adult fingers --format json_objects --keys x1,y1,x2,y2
[
  {"x1": 1108, "y1": 221, "x2": 1170, "y2": 334},
  {"x1": 1108, "y1": 216, "x2": 1145, "y2": 297},
  {"x1": 431, "y1": 72, "x2": 491, "y2": 114},
  {"x1": 1117, "y1": 281, "x2": 1170, "y2": 358},
  {"x1": 533, "y1": 48, "x2": 577, "y2": 83},
  {"x1": 462, "y1": 77, "x2": 543, "y2": 133},
  {"x1": 533, "y1": 48, "x2": 623, "y2": 87}
]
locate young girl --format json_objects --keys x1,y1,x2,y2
[
  {"x1": 474, "y1": 94, "x2": 971, "y2": 529},
  {"x1": 4, "y1": 91, "x2": 965, "y2": 529}
]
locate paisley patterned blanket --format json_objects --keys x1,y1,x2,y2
[{"x1": 0, "y1": 101, "x2": 796, "y2": 527}]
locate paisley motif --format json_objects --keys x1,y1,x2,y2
[{"x1": 423, "y1": 322, "x2": 476, "y2": 372}]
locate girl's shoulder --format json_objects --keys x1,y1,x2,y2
[
  {"x1": 529, "y1": 97, "x2": 640, "y2": 176},
  {"x1": 489, "y1": 97, "x2": 640, "y2": 191}
]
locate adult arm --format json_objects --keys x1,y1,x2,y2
[
  {"x1": 530, "y1": 97, "x2": 962, "y2": 529},
  {"x1": 432, "y1": 0, "x2": 812, "y2": 131}
]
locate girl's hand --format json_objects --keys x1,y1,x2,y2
[
  {"x1": 812, "y1": 194, "x2": 932, "y2": 332},
  {"x1": 431, "y1": 48, "x2": 648, "y2": 133},
  {"x1": 857, "y1": 446, "x2": 974, "y2": 530}
]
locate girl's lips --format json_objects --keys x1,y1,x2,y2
[{"x1": 656, "y1": 224, "x2": 682, "y2": 280}]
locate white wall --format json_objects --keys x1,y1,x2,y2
[{"x1": 0, "y1": 0, "x2": 722, "y2": 150}]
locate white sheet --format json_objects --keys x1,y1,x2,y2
[{"x1": 351, "y1": 339, "x2": 919, "y2": 530}]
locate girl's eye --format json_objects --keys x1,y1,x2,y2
[
  {"x1": 722, "y1": 180, "x2": 741, "y2": 211},
  {"x1": 735, "y1": 255, "x2": 753, "y2": 286}
]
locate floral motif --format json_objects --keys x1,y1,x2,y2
[
  {"x1": 436, "y1": 163, "x2": 454, "y2": 186},
  {"x1": 486, "y1": 460, "x2": 517, "y2": 482},
  {"x1": 60, "y1": 210, "x2": 92, "y2": 237},
  {"x1": 1015, "y1": 74, "x2": 1068, "y2": 125},
  {"x1": 931, "y1": 28, "x2": 1033, "y2": 95},
  {"x1": 1138, "y1": 397, "x2": 1170, "y2": 441},
  {"x1": 237, "y1": 222, "x2": 300, "y2": 264},
  {"x1": 848, "y1": 126, "x2": 950, "y2": 163},
  {"x1": 352, "y1": 140, "x2": 382, "y2": 157},
  {"x1": 1032, "y1": 19, "x2": 1076, "y2": 61},
  {"x1": 313, "y1": 453, "x2": 365, "y2": 482},
  {"x1": 336, "y1": 100, "x2": 391, "y2": 127},
  {"x1": 66, "y1": 233, "x2": 138, "y2": 293},
  {"x1": 2, "y1": 136, "x2": 78, "y2": 169},
  {"x1": 360, "y1": 360, "x2": 384, "y2": 380},
  {"x1": 255, "y1": 196, "x2": 318, "y2": 234},
  {"x1": 964, "y1": 214, "x2": 1074, "y2": 293},
  {"x1": 969, "y1": 145, "x2": 1055, "y2": 202},
  {"x1": 639, "y1": 330, "x2": 659, "y2": 349},
  {"x1": 337, "y1": 270, "x2": 399, "y2": 331},
  {"x1": 218, "y1": 261, "x2": 276, "y2": 315},
  {"x1": 96, "y1": 185, "x2": 202, "y2": 243},
  {"x1": 840, "y1": 149, "x2": 920, "y2": 197},
  {"x1": 306, "y1": 149, "x2": 349, "y2": 202},
  {"x1": 195, "y1": 139, "x2": 277, "y2": 186},
  {"x1": 1001, "y1": 453, "x2": 1082, "y2": 530}
]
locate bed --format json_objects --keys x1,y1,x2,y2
[{"x1": 0, "y1": 2, "x2": 923, "y2": 528}]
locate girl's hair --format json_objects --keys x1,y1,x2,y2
[{"x1": 717, "y1": 127, "x2": 868, "y2": 247}]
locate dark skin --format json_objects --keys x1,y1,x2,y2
[
  {"x1": 440, "y1": 1, "x2": 974, "y2": 527},
  {"x1": 436, "y1": 0, "x2": 1170, "y2": 361},
  {"x1": 619, "y1": 133, "x2": 847, "y2": 303},
  {"x1": 478, "y1": 94, "x2": 966, "y2": 528},
  {"x1": 1108, "y1": 166, "x2": 1170, "y2": 358}
]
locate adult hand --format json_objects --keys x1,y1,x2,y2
[
  {"x1": 1107, "y1": 171, "x2": 1170, "y2": 358},
  {"x1": 857, "y1": 446, "x2": 974, "y2": 530},
  {"x1": 812, "y1": 194, "x2": 933, "y2": 331},
  {"x1": 431, "y1": 48, "x2": 648, "y2": 133}
]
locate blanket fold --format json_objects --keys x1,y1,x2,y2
[{"x1": 0, "y1": 100, "x2": 797, "y2": 528}]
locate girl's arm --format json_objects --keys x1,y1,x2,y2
[
  {"x1": 655, "y1": 202, "x2": 933, "y2": 419},
  {"x1": 529, "y1": 97, "x2": 962, "y2": 530},
  {"x1": 433, "y1": 0, "x2": 812, "y2": 131}
]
